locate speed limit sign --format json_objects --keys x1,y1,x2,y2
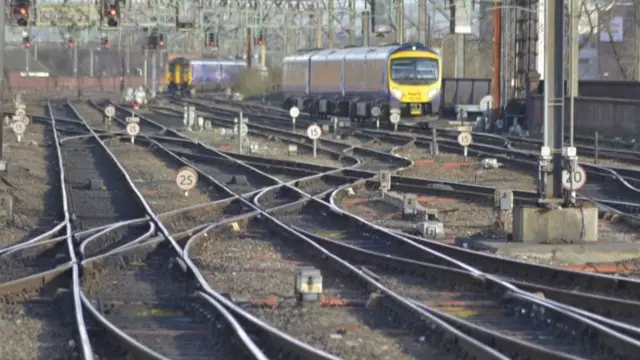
[
  {"x1": 176, "y1": 167, "x2": 198, "y2": 196},
  {"x1": 562, "y1": 165, "x2": 587, "y2": 190},
  {"x1": 306, "y1": 124, "x2": 322, "y2": 140},
  {"x1": 457, "y1": 132, "x2": 473, "y2": 147}
]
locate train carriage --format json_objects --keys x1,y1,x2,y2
[
  {"x1": 282, "y1": 43, "x2": 442, "y2": 123},
  {"x1": 167, "y1": 57, "x2": 248, "y2": 96}
]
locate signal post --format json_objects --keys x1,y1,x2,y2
[{"x1": 511, "y1": 0, "x2": 598, "y2": 243}]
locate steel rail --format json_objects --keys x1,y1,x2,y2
[
  {"x1": 46, "y1": 101, "x2": 94, "y2": 360},
  {"x1": 139, "y1": 101, "x2": 640, "y2": 355},
  {"x1": 65, "y1": 101, "x2": 272, "y2": 359},
  {"x1": 183, "y1": 212, "x2": 510, "y2": 359}
]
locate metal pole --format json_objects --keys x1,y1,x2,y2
[
  {"x1": 569, "y1": 0, "x2": 579, "y2": 147},
  {"x1": 349, "y1": 0, "x2": 356, "y2": 46},
  {"x1": 151, "y1": 50, "x2": 157, "y2": 97},
  {"x1": 0, "y1": 0, "x2": 5, "y2": 162},
  {"x1": 327, "y1": 0, "x2": 334, "y2": 48},
  {"x1": 315, "y1": 10, "x2": 323, "y2": 48},
  {"x1": 362, "y1": 11, "x2": 370, "y2": 47},
  {"x1": 25, "y1": 48, "x2": 30, "y2": 72},
  {"x1": 73, "y1": 46, "x2": 78, "y2": 77},
  {"x1": 543, "y1": 0, "x2": 565, "y2": 200},
  {"x1": 455, "y1": 35, "x2": 464, "y2": 77},
  {"x1": 143, "y1": 49, "x2": 148, "y2": 87},
  {"x1": 395, "y1": 0, "x2": 404, "y2": 43},
  {"x1": 418, "y1": 0, "x2": 427, "y2": 44},
  {"x1": 89, "y1": 49, "x2": 94, "y2": 77},
  {"x1": 491, "y1": 0, "x2": 501, "y2": 121}
]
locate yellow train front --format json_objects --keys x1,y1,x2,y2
[
  {"x1": 282, "y1": 43, "x2": 442, "y2": 124},
  {"x1": 166, "y1": 57, "x2": 248, "y2": 97},
  {"x1": 166, "y1": 57, "x2": 192, "y2": 96}
]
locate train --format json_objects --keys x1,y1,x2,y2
[
  {"x1": 281, "y1": 43, "x2": 442, "y2": 123},
  {"x1": 166, "y1": 57, "x2": 248, "y2": 96}
]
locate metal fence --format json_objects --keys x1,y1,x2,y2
[{"x1": 526, "y1": 95, "x2": 640, "y2": 137}]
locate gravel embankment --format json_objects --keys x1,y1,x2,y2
[
  {"x1": 0, "y1": 121, "x2": 62, "y2": 247},
  {"x1": 190, "y1": 221, "x2": 453, "y2": 359}
]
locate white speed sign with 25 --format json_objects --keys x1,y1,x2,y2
[
  {"x1": 176, "y1": 167, "x2": 198, "y2": 191},
  {"x1": 306, "y1": 124, "x2": 322, "y2": 140},
  {"x1": 457, "y1": 132, "x2": 473, "y2": 147},
  {"x1": 104, "y1": 105, "x2": 116, "y2": 117},
  {"x1": 12, "y1": 121, "x2": 25, "y2": 135},
  {"x1": 126, "y1": 123, "x2": 140, "y2": 136},
  {"x1": 289, "y1": 106, "x2": 300, "y2": 118},
  {"x1": 562, "y1": 165, "x2": 587, "y2": 190}
]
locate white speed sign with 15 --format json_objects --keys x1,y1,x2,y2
[
  {"x1": 389, "y1": 113, "x2": 401, "y2": 124},
  {"x1": 562, "y1": 165, "x2": 587, "y2": 190},
  {"x1": 126, "y1": 122, "x2": 140, "y2": 136},
  {"x1": 457, "y1": 132, "x2": 473, "y2": 147},
  {"x1": 306, "y1": 124, "x2": 322, "y2": 140},
  {"x1": 176, "y1": 167, "x2": 198, "y2": 191}
]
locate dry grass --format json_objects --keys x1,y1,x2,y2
[{"x1": 233, "y1": 68, "x2": 282, "y2": 99}]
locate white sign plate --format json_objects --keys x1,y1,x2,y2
[
  {"x1": 371, "y1": 106, "x2": 381, "y2": 117},
  {"x1": 15, "y1": 109, "x2": 25, "y2": 118},
  {"x1": 389, "y1": 113, "x2": 401, "y2": 124},
  {"x1": 176, "y1": 167, "x2": 198, "y2": 191},
  {"x1": 126, "y1": 123, "x2": 140, "y2": 136},
  {"x1": 289, "y1": 106, "x2": 300, "y2": 118},
  {"x1": 126, "y1": 116, "x2": 140, "y2": 123},
  {"x1": 234, "y1": 123, "x2": 249, "y2": 136},
  {"x1": 390, "y1": 108, "x2": 401, "y2": 115},
  {"x1": 562, "y1": 165, "x2": 587, "y2": 190},
  {"x1": 104, "y1": 105, "x2": 116, "y2": 117},
  {"x1": 306, "y1": 124, "x2": 322, "y2": 140},
  {"x1": 12, "y1": 121, "x2": 26, "y2": 135},
  {"x1": 457, "y1": 132, "x2": 473, "y2": 147}
]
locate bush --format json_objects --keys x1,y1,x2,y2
[{"x1": 233, "y1": 67, "x2": 282, "y2": 98}]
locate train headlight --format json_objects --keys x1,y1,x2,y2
[
  {"x1": 427, "y1": 88, "x2": 439, "y2": 99},
  {"x1": 391, "y1": 88, "x2": 403, "y2": 100}
]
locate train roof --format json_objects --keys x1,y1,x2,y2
[
  {"x1": 170, "y1": 57, "x2": 247, "y2": 66},
  {"x1": 284, "y1": 43, "x2": 439, "y2": 62}
]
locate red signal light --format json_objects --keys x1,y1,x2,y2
[
  {"x1": 23, "y1": 41, "x2": 30, "y2": 48},
  {"x1": 209, "y1": 40, "x2": 215, "y2": 47},
  {"x1": 18, "y1": 7, "x2": 26, "y2": 15},
  {"x1": 108, "y1": 7, "x2": 116, "y2": 16},
  {"x1": 257, "y1": 39, "x2": 263, "y2": 46},
  {"x1": 158, "y1": 40, "x2": 164, "y2": 47}
]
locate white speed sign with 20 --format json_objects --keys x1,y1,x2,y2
[
  {"x1": 306, "y1": 124, "x2": 322, "y2": 140},
  {"x1": 457, "y1": 132, "x2": 473, "y2": 147},
  {"x1": 176, "y1": 167, "x2": 198, "y2": 191},
  {"x1": 562, "y1": 165, "x2": 587, "y2": 191}
]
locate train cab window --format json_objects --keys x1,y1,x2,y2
[{"x1": 390, "y1": 58, "x2": 439, "y2": 85}]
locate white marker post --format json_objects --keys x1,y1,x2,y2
[
  {"x1": 104, "y1": 105, "x2": 115, "y2": 130},
  {"x1": 306, "y1": 124, "x2": 322, "y2": 158},
  {"x1": 176, "y1": 166, "x2": 199, "y2": 197},
  {"x1": 457, "y1": 131, "x2": 473, "y2": 161},
  {"x1": 371, "y1": 106, "x2": 381, "y2": 130},
  {"x1": 12, "y1": 121, "x2": 26, "y2": 143},
  {"x1": 389, "y1": 108, "x2": 401, "y2": 132},
  {"x1": 234, "y1": 115, "x2": 249, "y2": 153},
  {"x1": 289, "y1": 106, "x2": 300, "y2": 132},
  {"x1": 126, "y1": 123, "x2": 140, "y2": 144},
  {"x1": 562, "y1": 165, "x2": 587, "y2": 192}
]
